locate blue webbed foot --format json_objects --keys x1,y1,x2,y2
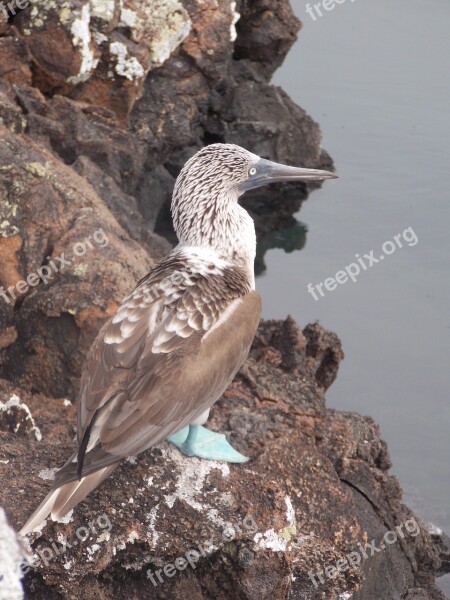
[
  {"x1": 166, "y1": 426, "x2": 189, "y2": 446},
  {"x1": 166, "y1": 425, "x2": 248, "y2": 463}
]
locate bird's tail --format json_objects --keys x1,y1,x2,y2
[{"x1": 19, "y1": 456, "x2": 118, "y2": 536}]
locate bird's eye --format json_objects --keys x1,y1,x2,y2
[{"x1": 249, "y1": 167, "x2": 257, "y2": 176}]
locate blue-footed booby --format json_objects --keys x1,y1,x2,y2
[{"x1": 19, "y1": 144, "x2": 337, "y2": 535}]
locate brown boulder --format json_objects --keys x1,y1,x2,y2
[{"x1": 0, "y1": 124, "x2": 157, "y2": 397}]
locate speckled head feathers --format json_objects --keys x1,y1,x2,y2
[
  {"x1": 173, "y1": 144, "x2": 259, "y2": 201},
  {"x1": 171, "y1": 144, "x2": 259, "y2": 260}
]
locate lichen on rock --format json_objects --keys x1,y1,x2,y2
[
  {"x1": 0, "y1": 394, "x2": 42, "y2": 441},
  {"x1": 121, "y1": 0, "x2": 192, "y2": 65},
  {"x1": 109, "y1": 40, "x2": 145, "y2": 80},
  {"x1": 67, "y1": 3, "x2": 100, "y2": 84}
]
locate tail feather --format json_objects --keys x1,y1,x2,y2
[
  {"x1": 51, "y1": 464, "x2": 117, "y2": 520},
  {"x1": 19, "y1": 488, "x2": 60, "y2": 536},
  {"x1": 19, "y1": 463, "x2": 119, "y2": 536}
]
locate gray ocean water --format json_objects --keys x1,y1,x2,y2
[{"x1": 258, "y1": 0, "x2": 450, "y2": 591}]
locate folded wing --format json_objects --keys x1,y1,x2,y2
[{"x1": 59, "y1": 249, "x2": 261, "y2": 485}]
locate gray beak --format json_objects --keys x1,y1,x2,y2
[{"x1": 239, "y1": 157, "x2": 338, "y2": 192}]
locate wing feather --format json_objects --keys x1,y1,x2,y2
[{"x1": 69, "y1": 248, "x2": 261, "y2": 481}]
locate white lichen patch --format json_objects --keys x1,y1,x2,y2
[
  {"x1": 119, "y1": 7, "x2": 137, "y2": 27},
  {"x1": 281, "y1": 495, "x2": 297, "y2": 543},
  {"x1": 285, "y1": 495, "x2": 295, "y2": 526},
  {"x1": 161, "y1": 445, "x2": 230, "y2": 512},
  {"x1": 25, "y1": 0, "x2": 52, "y2": 30},
  {"x1": 0, "y1": 220, "x2": 19, "y2": 238},
  {"x1": 94, "y1": 31, "x2": 108, "y2": 45},
  {"x1": 0, "y1": 199, "x2": 19, "y2": 237},
  {"x1": 74, "y1": 263, "x2": 88, "y2": 277},
  {"x1": 146, "y1": 504, "x2": 160, "y2": 546},
  {"x1": 106, "y1": 530, "x2": 133, "y2": 557},
  {"x1": 54, "y1": 510, "x2": 74, "y2": 524},
  {"x1": 109, "y1": 41, "x2": 145, "y2": 81},
  {"x1": 96, "y1": 530, "x2": 110, "y2": 543},
  {"x1": 0, "y1": 395, "x2": 42, "y2": 441},
  {"x1": 140, "y1": 445, "x2": 234, "y2": 545},
  {"x1": 86, "y1": 543, "x2": 101, "y2": 561},
  {"x1": 122, "y1": 0, "x2": 192, "y2": 66},
  {"x1": 24, "y1": 161, "x2": 47, "y2": 178},
  {"x1": 1, "y1": 199, "x2": 18, "y2": 218},
  {"x1": 31, "y1": 519, "x2": 48, "y2": 534},
  {"x1": 68, "y1": 4, "x2": 100, "y2": 84},
  {"x1": 38, "y1": 468, "x2": 59, "y2": 481},
  {"x1": 206, "y1": 508, "x2": 227, "y2": 530},
  {"x1": 90, "y1": 0, "x2": 116, "y2": 22},
  {"x1": 59, "y1": 6, "x2": 73, "y2": 25},
  {"x1": 219, "y1": 491, "x2": 234, "y2": 507},
  {"x1": 150, "y1": 15, "x2": 191, "y2": 65},
  {"x1": 25, "y1": 0, "x2": 70, "y2": 28},
  {"x1": 253, "y1": 528, "x2": 288, "y2": 552},
  {"x1": 253, "y1": 496, "x2": 297, "y2": 552},
  {"x1": 230, "y1": 1, "x2": 240, "y2": 42},
  {"x1": 127, "y1": 530, "x2": 139, "y2": 543}
]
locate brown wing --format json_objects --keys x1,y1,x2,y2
[{"x1": 56, "y1": 250, "x2": 261, "y2": 486}]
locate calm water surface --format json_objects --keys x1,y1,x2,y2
[{"x1": 258, "y1": 0, "x2": 450, "y2": 591}]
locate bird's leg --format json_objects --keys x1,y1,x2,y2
[{"x1": 166, "y1": 410, "x2": 248, "y2": 463}]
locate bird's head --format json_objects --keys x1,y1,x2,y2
[{"x1": 171, "y1": 143, "x2": 337, "y2": 255}]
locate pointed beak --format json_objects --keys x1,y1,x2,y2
[{"x1": 239, "y1": 157, "x2": 338, "y2": 192}]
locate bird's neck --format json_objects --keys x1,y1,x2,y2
[
  {"x1": 209, "y1": 203, "x2": 256, "y2": 284},
  {"x1": 174, "y1": 195, "x2": 256, "y2": 287}
]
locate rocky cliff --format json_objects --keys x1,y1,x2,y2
[{"x1": 0, "y1": 1, "x2": 447, "y2": 599}]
